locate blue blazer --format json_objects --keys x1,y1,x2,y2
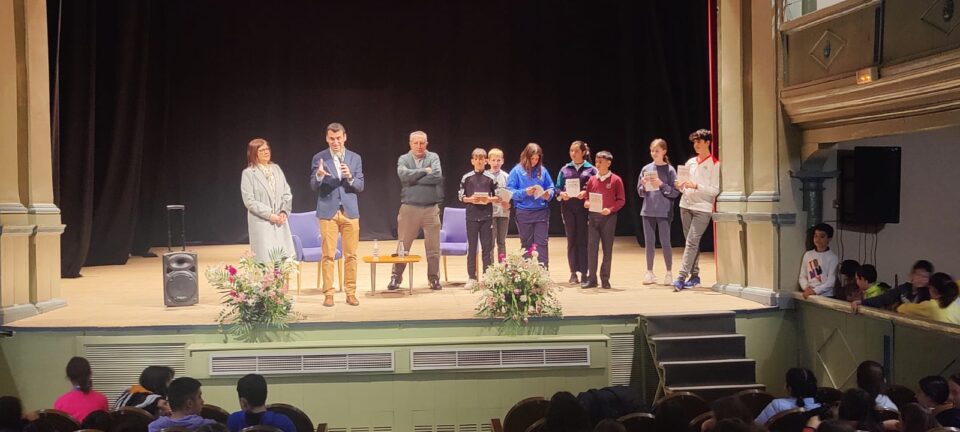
[{"x1": 310, "y1": 148, "x2": 364, "y2": 219}]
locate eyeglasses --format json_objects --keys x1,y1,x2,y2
[{"x1": 258, "y1": 148, "x2": 271, "y2": 153}]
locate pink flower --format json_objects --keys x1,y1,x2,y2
[
  {"x1": 513, "y1": 288, "x2": 521, "y2": 295},
  {"x1": 227, "y1": 266, "x2": 237, "y2": 275},
  {"x1": 498, "y1": 253, "x2": 506, "y2": 262},
  {"x1": 228, "y1": 276, "x2": 235, "y2": 284},
  {"x1": 229, "y1": 290, "x2": 238, "y2": 298}
]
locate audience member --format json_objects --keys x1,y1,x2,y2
[
  {"x1": 591, "y1": 418, "x2": 625, "y2": 432},
  {"x1": 837, "y1": 388, "x2": 883, "y2": 432},
  {"x1": 855, "y1": 265, "x2": 885, "y2": 300},
  {"x1": 950, "y1": 373, "x2": 960, "y2": 404},
  {"x1": 115, "y1": 365, "x2": 175, "y2": 416},
  {"x1": 0, "y1": 396, "x2": 26, "y2": 432},
  {"x1": 654, "y1": 396, "x2": 690, "y2": 432},
  {"x1": 714, "y1": 418, "x2": 766, "y2": 432},
  {"x1": 799, "y1": 223, "x2": 839, "y2": 299},
  {"x1": 856, "y1": 360, "x2": 898, "y2": 411},
  {"x1": 899, "y1": 402, "x2": 939, "y2": 432},
  {"x1": 196, "y1": 424, "x2": 229, "y2": 432},
  {"x1": 53, "y1": 357, "x2": 109, "y2": 423},
  {"x1": 858, "y1": 260, "x2": 933, "y2": 311},
  {"x1": 703, "y1": 396, "x2": 753, "y2": 432},
  {"x1": 836, "y1": 259, "x2": 860, "y2": 302},
  {"x1": 544, "y1": 391, "x2": 590, "y2": 432},
  {"x1": 897, "y1": 272, "x2": 960, "y2": 325},
  {"x1": 147, "y1": 377, "x2": 215, "y2": 432},
  {"x1": 917, "y1": 375, "x2": 960, "y2": 428},
  {"x1": 79, "y1": 410, "x2": 111, "y2": 431},
  {"x1": 755, "y1": 367, "x2": 820, "y2": 425},
  {"x1": 812, "y1": 419, "x2": 855, "y2": 432},
  {"x1": 227, "y1": 374, "x2": 295, "y2": 432}
]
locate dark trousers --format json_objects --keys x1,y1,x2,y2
[
  {"x1": 561, "y1": 199, "x2": 589, "y2": 275},
  {"x1": 516, "y1": 208, "x2": 550, "y2": 268},
  {"x1": 587, "y1": 212, "x2": 618, "y2": 283},
  {"x1": 467, "y1": 219, "x2": 493, "y2": 279},
  {"x1": 491, "y1": 216, "x2": 509, "y2": 260}
]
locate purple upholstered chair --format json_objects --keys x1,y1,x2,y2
[
  {"x1": 439, "y1": 207, "x2": 469, "y2": 282},
  {"x1": 289, "y1": 211, "x2": 342, "y2": 294}
]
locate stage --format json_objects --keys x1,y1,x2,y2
[{"x1": 8, "y1": 237, "x2": 765, "y2": 329}]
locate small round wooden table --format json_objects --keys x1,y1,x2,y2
[{"x1": 362, "y1": 255, "x2": 421, "y2": 294}]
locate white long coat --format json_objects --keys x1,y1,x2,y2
[{"x1": 241, "y1": 164, "x2": 295, "y2": 262}]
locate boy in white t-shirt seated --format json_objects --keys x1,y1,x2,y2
[{"x1": 800, "y1": 222, "x2": 839, "y2": 299}]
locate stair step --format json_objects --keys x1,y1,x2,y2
[
  {"x1": 661, "y1": 358, "x2": 756, "y2": 387},
  {"x1": 643, "y1": 311, "x2": 736, "y2": 337},
  {"x1": 651, "y1": 334, "x2": 746, "y2": 361},
  {"x1": 667, "y1": 383, "x2": 767, "y2": 401}
]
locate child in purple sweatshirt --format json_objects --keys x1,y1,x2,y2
[{"x1": 638, "y1": 139, "x2": 680, "y2": 286}]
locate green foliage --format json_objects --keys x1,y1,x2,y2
[{"x1": 474, "y1": 247, "x2": 562, "y2": 327}]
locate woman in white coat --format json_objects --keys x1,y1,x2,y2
[{"x1": 241, "y1": 138, "x2": 295, "y2": 262}]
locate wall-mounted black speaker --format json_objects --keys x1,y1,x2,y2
[
  {"x1": 838, "y1": 146, "x2": 901, "y2": 225},
  {"x1": 163, "y1": 251, "x2": 198, "y2": 306}
]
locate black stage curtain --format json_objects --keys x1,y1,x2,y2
[{"x1": 51, "y1": 0, "x2": 712, "y2": 277}]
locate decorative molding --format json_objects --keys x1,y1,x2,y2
[
  {"x1": 717, "y1": 192, "x2": 748, "y2": 202},
  {"x1": 711, "y1": 213, "x2": 744, "y2": 223},
  {"x1": 809, "y1": 30, "x2": 847, "y2": 70},
  {"x1": 740, "y1": 213, "x2": 798, "y2": 226},
  {"x1": 746, "y1": 191, "x2": 781, "y2": 202},
  {"x1": 712, "y1": 284, "x2": 778, "y2": 307},
  {"x1": 921, "y1": 0, "x2": 960, "y2": 35},
  {"x1": 782, "y1": 46, "x2": 960, "y2": 130},
  {"x1": 0, "y1": 203, "x2": 28, "y2": 214},
  {"x1": 0, "y1": 225, "x2": 36, "y2": 235},
  {"x1": 0, "y1": 304, "x2": 39, "y2": 325},
  {"x1": 27, "y1": 203, "x2": 60, "y2": 215},
  {"x1": 35, "y1": 224, "x2": 65, "y2": 234},
  {"x1": 35, "y1": 298, "x2": 67, "y2": 314},
  {"x1": 780, "y1": 0, "x2": 881, "y2": 34}
]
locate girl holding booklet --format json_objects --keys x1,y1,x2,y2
[
  {"x1": 638, "y1": 138, "x2": 680, "y2": 285},
  {"x1": 507, "y1": 143, "x2": 555, "y2": 268},
  {"x1": 554, "y1": 141, "x2": 597, "y2": 284}
]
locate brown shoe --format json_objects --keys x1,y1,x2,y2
[
  {"x1": 346, "y1": 295, "x2": 359, "y2": 306},
  {"x1": 323, "y1": 295, "x2": 334, "y2": 307}
]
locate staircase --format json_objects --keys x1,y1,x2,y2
[{"x1": 641, "y1": 311, "x2": 765, "y2": 401}]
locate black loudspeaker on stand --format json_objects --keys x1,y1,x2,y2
[{"x1": 163, "y1": 205, "x2": 198, "y2": 306}]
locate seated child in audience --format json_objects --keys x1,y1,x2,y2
[
  {"x1": 837, "y1": 389, "x2": 883, "y2": 432},
  {"x1": 950, "y1": 373, "x2": 960, "y2": 404},
  {"x1": 755, "y1": 367, "x2": 820, "y2": 425},
  {"x1": 917, "y1": 375, "x2": 960, "y2": 428},
  {"x1": 860, "y1": 260, "x2": 932, "y2": 310},
  {"x1": 147, "y1": 377, "x2": 216, "y2": 432},
  {"x1": 115, "y1": 365, "x2": 175, "y2": 416},
  {"x1": 227, "y1": 374, "x2": 295, "y2": 432},
  {"x1": 196, "y1": 424, "x2": 229, "y2": 432},
  {"x1": 591, "y1": 418, "x2": 625, "y2": 432},
  {"x1": 899, "y1": 402, "x2": 939, "y2": 432},
  {"x1": 854, "y1": 265, "x2": 884, "y2": 300},
  {"x1": 53, "y1": 357, "x2": 108, "y2": 423},
  {"x1": 0, "y1": 396, "x2": 26, "y2": 432},
  {"x1": 799, "y1": 223, "x2": 839, "y2": 299},
  {"x1": 836, "y1": 259, "x2": 860, "y2": 301},
  {"x1": 544, "y1": 391, "x2": 590, "y2": 432},
  {"x1": 897, "y1": 272, "x2": 960, "y2": 325},
  {"x1": 856, "y1": 360, "x2": 898, "y2": 411},
  {"x1": 701, "y1": 396, "x2": 753, "y2": 432}
]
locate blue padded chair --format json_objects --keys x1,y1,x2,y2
[
  {"x1": 439, "y1": 207, "x2": 469, "y2": 282},
  {"x1": 289, "y1": 211, "x2": 342, "y2": 294}
]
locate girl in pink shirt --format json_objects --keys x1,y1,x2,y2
[{"x1": 53, "y1": 357, "x2": 108, "y2": 422}]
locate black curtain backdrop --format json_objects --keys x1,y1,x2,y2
[{"x1": 51, "y1": 0, "x2": 713, "y2": 277}]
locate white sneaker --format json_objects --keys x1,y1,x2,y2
[
  {"x1": 465, "y1": 279, "x2": 478, "y2": 290},
  {"x1": 662, "y1": 272, "x2": 673, "y2": 286},
  {"x1": 642, "y1": 271, "x2": 656, "y2": 285}
]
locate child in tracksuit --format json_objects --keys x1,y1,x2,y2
[
  {"x1": 581, "y1": 151, "x2": 625, "y2": 289},
  {"x1": 638, "y1": 138, "x2": 680, "y2": 286},
  {"x1": 459, "y1": 148, "x2": 499, "y2": 288}
]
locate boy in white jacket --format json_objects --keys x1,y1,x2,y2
[
  {"x1": 673, "y1": 129, "x2": 721, "y2": 291},
  {"x1": 799, "y1": 223, "x2": 839, "y2": 298}
]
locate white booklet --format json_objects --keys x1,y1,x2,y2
[
  {"x1": 531, "y1": 184, "x2": 545, "y2": 198},
  {"x1": 589, "y1": 192, "x2": 603, "y2": 213},
  {"x1": 470, "y1": 192, "x2": 491, "y2": 204},
  {"x1": 643, "y1": 171, "x2": 659, "y2": 191},
  {"x1": 496, "y1": 187, "x2": 512, "y2": 202},
  {"x1": 565, "y1": 178, "x2": 580, "y2": 197},
  {"x1": 677, "y1": 165, "x2": 691, "y2": 184}
]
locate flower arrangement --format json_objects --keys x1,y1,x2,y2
[
  {"x1": 474, "y1": 244, "x2": 562, "y2": 325},
  {"x1": 205, "y1": 248, "x2": 303, "y2": 342}
]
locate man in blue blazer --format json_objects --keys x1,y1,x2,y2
[{"x1": 310, "y1": 122, "x2": 364, "y2": 307}]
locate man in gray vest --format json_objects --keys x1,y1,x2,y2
[{"x1": 389, "y1": 130, "x2": 443, "y2": 291}]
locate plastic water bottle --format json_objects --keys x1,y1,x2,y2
[
  {"x1": 397, "y1": 241, "x2": 405, "y2": 257},
  {"x1": 372, "y1": 239, "x2": 379, "y2": 259}
]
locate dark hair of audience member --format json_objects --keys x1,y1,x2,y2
[
  {"x1": 80, "y1": 410, "x2": 111, "y2": 431},
  {"x1": 812, "y1": 223, "x2": 834, "y2": 239},
  {"x1": 855, "y1": 360, "x2": 886, "y2": 401},
  {"x1": 712, "y1": 418, "x2": 764, "y2": 432},
  {"x1": 0, "y1": 396, "x2": 24, "y2": 431},
  {"x1": 166, "y1": 377, "x2": 202, "y2": 411},
  {"x1": 785, "y1": 367, "x2": 818, "y2": 408},
  {"x1": 544, "y1": 391, "x2": 590, "y2": 432},
  {"x1": 591, "y1": 418, "x2": 625, "y2": 432},
  {"x1": 65, "y1": 356, "x2": 94, "y2": 393},
  {"x1": 654, "y1": 397, "x2": 689, "y2": 432},
  {"x1": 815, "y1": 419, "x2": 856, "y2": 432},
  {"x1": 140, "y1": 365, "x2": 175, "y2": 395},
  {"x1": 237, "y1": 373, "x2": 268, "y2": 407},
  {"x1": 919, "y1": 375, "x2": 950, "y2": 404},
  {"x1": 840, "y1": 260, "x2": 859, "y2": 279},
  {"x1": 912, "y1": 260, "x2": 934, "y2": 274},
  {"x1": 838, "y1": 388, "x2": 881, "y2": 432},
  {"x1": 710, "y1": 396, "x2": 753, "y2": 425},
  {"x1": 900, "y1": 402, "x2": 938, "y2": 432},
  {"x1": 931, "y1": 273, "x2": 959, "y2": 308},
  {"x1": 856, "y1": 265, "x2": 878, "y2": 284},
  {"x1": 835, "y1": 259, "x2": 860, "y2": 300},
  {"x1": 195, "y1": 423, "x2": 229, "y2": 432}
]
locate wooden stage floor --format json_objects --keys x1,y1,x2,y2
[{"x1": 10, "y1": 237, "x2": 766, "y2": 328}]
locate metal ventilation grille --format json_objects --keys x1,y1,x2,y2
[
  {"x1": 436, "y1": 425, "x2": 455, "y2": 432},
  {"x1": 84, "y1": 343, "x2": 187, "y2": 406},
  {"x1": 411, "y1": 424, "x2": 490, "y2": 432},
  {"x1": 411, "y1": 346, "x2": 590, "y2": 370},
  {"x1": 609, "y1": 333, "x2": 636, "y2": 386},
  {"x1": 209, "y1": 351, "x2": 394, "y2": 376},
  {"x1": 413, "y1": 426, "x2": 433, "y2": 432}
]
